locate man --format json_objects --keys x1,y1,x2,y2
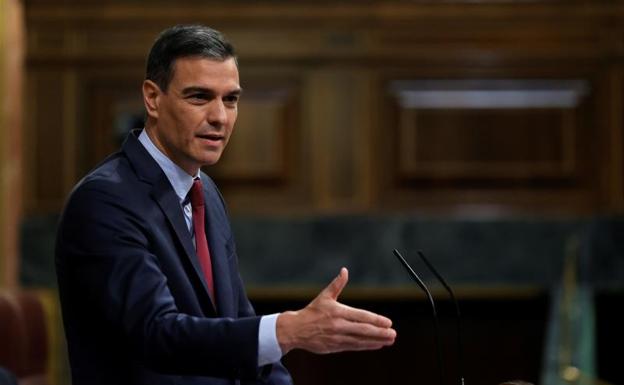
[{"x1": 55, "y1": 25, "x2": 396, "y2": 385}]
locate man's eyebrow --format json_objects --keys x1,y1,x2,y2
[
  {"x1": 225, "y1": 87, "x2": 243, "y2": 96},
  {"x1": 181, "y1": 86, "x2": 212, "y2": 96},
  {"x1": 181, "y1": 86, "x2": 243, "y2": 96}
]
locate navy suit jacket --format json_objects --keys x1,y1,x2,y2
[{"x1": 55, "y1": 130, "x2": 293, "y2": 385}]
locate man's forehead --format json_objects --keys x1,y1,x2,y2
[
  {"x1": 169, "y1": 56, "x2": 240, "y2": 91},
  {"x1": 172, "y1": 56, "x2": 238, "y2": 74}
]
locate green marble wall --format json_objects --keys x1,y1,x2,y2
[{"x1": 21, "y1": 214, "x2": 624, "y2": 290}]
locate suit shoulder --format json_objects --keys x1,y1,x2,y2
[
  {"x1": 62, "y1": 152, "x2": 146, "y2": 216},
  {"x1": 74, "y1": 152, "x2": 140, "y2": 195}
]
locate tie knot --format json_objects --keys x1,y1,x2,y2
[{"x1": 190, "y1": 178, "x2": 204, "y2": 209}]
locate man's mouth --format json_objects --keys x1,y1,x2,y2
[{"x1": 197, "y1": 133, "x2": 224, "y2": 142}]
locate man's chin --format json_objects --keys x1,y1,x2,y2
[{"x1": 199, "y1": 154, "x2": 223, "y2": 167}]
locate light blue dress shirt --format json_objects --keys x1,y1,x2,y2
[{"x1": 138, "y1": 129, "x2": 282, "y2": 366}]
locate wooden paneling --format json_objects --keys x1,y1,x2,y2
[
  {"x1": 389, "y1": 79, "x2": 587, "y2": 182},
  {"x1": 83, "y1": 71, "x2": 144, "y2": 169},
  {"x1": 1, "y1": 0, "x2": 24, "y2": 287},
  {"x1": 24, "y1": 69, "x2": 82, "y2": 213},
  {"x1": 211, "y1": 70, "x2": 316, "y2": 213},
  {"x1": 211, "y1": 80, "x2": 298, "y2": 183},
  {"x1": 375, "y1": 77, "x2": 601, "y2": 212},
  {"x1": 305, "y1": 69, "x2": 375, "y2": 211},
  {"x1": 22, "y1": 0, "x2": 624, "y2": 215}
]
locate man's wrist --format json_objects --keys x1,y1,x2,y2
[{"x1": 276, "y1": 311, "x2": 298, "y2": 355}]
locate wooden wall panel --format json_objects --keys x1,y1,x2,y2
[
  {"x1": 1, "y1": 0, "x2": 24, "y2": 287},
  {"x1": 28, "y1": 71, "x2": 67, "y2": 212},
  {"x1": 207, "y1": 70, "x2": 314, "y2": 213},
  {"x1": 376, "y1": 76, "x2": 601, "y2": 213},
  {"x1": 83, "y1": 71, "x2": 144, "y2": 170},
  {"x1": 305, "y1": 69, "x2": 374, "y2": 212},
  {"x1": 397, "y1": 108, "x2": 574, "y2": 178},
  {"x1": 22, "y1": 0, "x2": 624, "y2": 215},
  {"x1": 211, "y1": 81, "x2": 298, "y2": 183},
  {"x1": 389, "y1": 79, "x2": 587, "y2": 183}
]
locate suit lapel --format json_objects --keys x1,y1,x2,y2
[
  {"x1": 122, "y1": 130, "x2": 216, "y2": 315},
  {"x1": 151, "y1": 178, "x2": 215, "y2": 300},
  {"x1": 202, "y1": 177, "x2": 235, "y2": 317}
]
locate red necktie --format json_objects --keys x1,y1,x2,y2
[{"x1": 189, "y1": 178, "x2": 215, "y2": 302}]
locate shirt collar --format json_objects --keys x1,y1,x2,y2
[{"x1": 138, "y1": 129, "x2": 199, "y2": 203}]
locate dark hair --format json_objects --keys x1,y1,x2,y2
[{"x1": 145, "y1": 24, "x2": 236, "y2": 92}]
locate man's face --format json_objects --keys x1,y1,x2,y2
[{"x1": 143, "y1": 56, "x2": 240, "y2": 175}]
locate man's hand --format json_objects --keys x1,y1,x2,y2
[{"x1": 276, "y1": 267, "x2": 396, "y2": 355}]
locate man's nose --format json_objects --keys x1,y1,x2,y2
[{"x1": 207, "y1": 100, "x2": 227, "y2": 127}]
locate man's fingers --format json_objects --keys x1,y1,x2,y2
[
  {"x1": 320, "y1": 334, "x2": 394, "y2": 354},
  {"x1": 334, "y1": 303, "x2": 393, "y2": 328},
  {"x1": 330, "y1": 318, "x2": 397, "y2": 341},
  {"x1": 313, "y1": 322, "x2": 397, "y2": 354},
  {"x1": 321, "y1": 267, "x2": 349, "y2": 300}
]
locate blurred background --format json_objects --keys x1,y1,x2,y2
[{"x1": 1, "y1": 0, "x2": 624, "y2": 384}]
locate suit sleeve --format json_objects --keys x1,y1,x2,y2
[
  {"x1": 56, "y1": 181, "x2": 264, "y2": 380},
  {"x1": 223, "y1": 239, "x2": 292, "y2": 385},
  {"x1": 226, "y1": 267, "x2": 291, "y2": 385}
]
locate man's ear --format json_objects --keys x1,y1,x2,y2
[{"x1": 143, "y1": 79, "x2": 162, "y2": 119}]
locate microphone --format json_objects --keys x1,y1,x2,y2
[
  {"x1": 393, "y1": 249, "x2": 445, "y2": 385},
  {"x1": 393, "y1": 249, "x2": 465, "y2": 385},
  {"x1": 415, "y1": 250, "x2": 465, "y2": 385}
]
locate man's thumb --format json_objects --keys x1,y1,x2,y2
[{"x1": 323, "y1": 267, "x2": 348, "y2": 300}]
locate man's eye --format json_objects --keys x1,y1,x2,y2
[
  {"x1": 224, "y1": 95, "x2": 239, "y2": 105},
  {"x1": 189, "y1": 93, "x2": 209, "y2": 100}
]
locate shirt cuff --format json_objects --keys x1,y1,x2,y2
[{"x1": 258, "y1": 313, "x2": 283, "y2": 366}]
